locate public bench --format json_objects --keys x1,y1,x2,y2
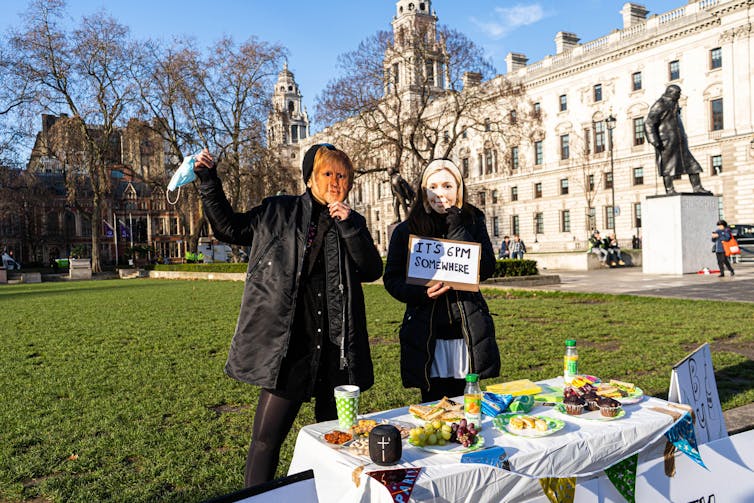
[
  {"x1": 0, "y1": 268, "x2": 6, "y2": 284},
  {"x1": 528, "y1": 249, "x2": 641, "y2": 271}
]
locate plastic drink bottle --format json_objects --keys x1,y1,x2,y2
[
  {"x1": 564, "y1": 339, "x2": 579, "y2": 384},
  {"x1": 464, "y1": 373, "x2": 482, "y2": 430}
]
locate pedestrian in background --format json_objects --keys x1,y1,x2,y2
[
  {"x1": 711, "y1": 219, "x2": 735, "y2": 278},
  {"x1": 498, "y1": 235, "x2": 511, "y2": 259},
  {"x1": 510, "y1": 234, "x2": 526, "y2": 259}
]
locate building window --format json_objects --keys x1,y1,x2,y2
[
  {"x1": 711, "y1": 155, "x2": 722, "y2": 175},
  {"x1": 485, "y1": 149, "x2": 493, "y2": 174},
  {"x1": 511, "y1": 214, "x2": 520, "y2": 235},
  {"x1": 491, "y1": 189, "x2": 498, "y2": 204},
  {"x1": 587, "y1": 207, "x2": 596, "y2": 231},
  {"x1": 534, "y1": 141, "x2": 543, "y2": 165},
  {"x1": 492, "y1": 216, "x2": 499, "y2": 237},
  {"x1": 462, "y1": 128, "x2": 468, "y2": 139},
  {"x1": 560, "y1": 178, "x2": 569, "y2": 195},
  {"x1": 605, "y1": 206, "x2": 615, "y2": 230},
  {"x1": 669, "y1": 60, "x2": 680, "y2": 81},
  {"x1": 594, "y1": 121, "x2": 606, "y2": 153},
  {"x1": 711, "y1": 98, "x2": 723, "y2": 131},
  {"x1": 533, "y1": 102, "x2": 541, "y2": 117},
  {"x1": 633, "y1": 117, "x2": 645, "y2": 146},
  {"x1": 534, "y1": 212, "x2": 544, "y2": 234},
  {"x1": 604, "y1": 172, "x2": 613, "y2": 190},
  {"x1": 375, "y1": 210, "x2": 380, "y2": 222},
  {"x1": 710, "y1": 47, "x2": 722, "y2": 70},
  {"x1": 484, "y1": 118, "x2": 491, "y2": 132},
  {"x1": 634, "y1": 203, "x2": 642, "y2": 229},
  {"x1": 478, "y1": 191, "x2": 486, "y2": 206},
  {"x1": 632, "y1": 71, "x2": 642, "y2": 91},
  {"x1": 593, "y1": 84, "x2": 602, "y2": 102},
  {"x1": 534, "y1": 182, "x2": 543, "y2": 198},
  {"x1": 425, "y1": 60, "x2": 435, "y2": 85},
  {"x1": 511, "y1": 186, "x2": 518, "y2": 202},
  {"x1": 718, "y1": 196, "x2": 724, "y2": 220},
  {"x1": 560, "y1": 134, "x2": 570, "y2": 160},
  {"x1": 462, "y1": 157, "x2": 469, "y2": 177},
  {"x1": 561, "y1": 210, "x2": 571, "y2": 233},
  {"x1": 583, "y1": 128, "x2": 591, "y2": 155},
  {"x1": 510, "y1": 110, "x2": 517, "y2": 124},
  {"x1": 511, "y1": 146, "x2": 519, "y2": 170},
  {"x1": 559, "y1": 94, "x2": 567, "y2": 112},
  {"x1": 393, "y1": 63, "x2": 400, "y2": 85},
  {"x1": 633, "y1": 167, "x2": 644, "y2": 185}
]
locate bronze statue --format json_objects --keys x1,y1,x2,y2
[
  {"x1": 644, "y1": 85, "x2": 712, "y2": 195},
  {"x1": 387, "y1": 167, "x2": 415, "y2": 223}
]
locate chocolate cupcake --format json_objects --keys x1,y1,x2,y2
[
  {"x1": 583, "y1": 391, "x2": 599, "y2": 411},
  {"x1": 563, "y1": 394, "x2": 585, "y2": 415},
  {"x1": 596, "y1": 396, "x2": 622, "y2": 417}
]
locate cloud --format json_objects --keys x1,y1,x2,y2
[{"x1": 470, "y1": 4, "x2": 545, "y2": 40}]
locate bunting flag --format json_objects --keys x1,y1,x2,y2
[
  {"x1": 539, "y1": 477, "x2": 575, "y2": 503},
  {"x1": 605, "y1": 453, "x2": 638, "y2": 503},
  {"x1": 461, "y1": 446, "x2": 510, "y2": 470},
  {"x1": 366, "y1": 467, "x2": 422, "y2": 503},
  {"x1": 664, "y1": 412, "x2": 707, "y2": 470}
]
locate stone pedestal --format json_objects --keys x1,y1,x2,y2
[
  {"x1": 642, "y1": 194, "x2": 718, "y2": 275},
  {"x1": 69, "y1": 258, "x2": 92, "y2": 280},
  {"x1": 0, "y1": 268, "x2": 6, "y2": 284}
]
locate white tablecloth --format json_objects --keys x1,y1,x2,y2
[{"x1": 288, "y1": 379, "x2": 679, "y2": 502}]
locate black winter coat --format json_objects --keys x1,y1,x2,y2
[
  {"x1": 384, "y1": 206, "x2": 500, "y2": 390},
  {"x1": 198, "y1": 170, "x2": 383, "y2": 391}
]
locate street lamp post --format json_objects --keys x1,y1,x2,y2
[{"x1": 605, "y1": 114, "x2": 617, "y2": 240}]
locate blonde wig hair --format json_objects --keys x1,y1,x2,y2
[{"x1": 420, "y1": 159, "x2": 465, "y2": 214}]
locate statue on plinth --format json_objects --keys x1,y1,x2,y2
[
  {"x1": 644, "y1": 85, "x2": 712, "y2": 195},
  {"x1": 387, "y1": 167, "x2": 415, "y2": 223}
]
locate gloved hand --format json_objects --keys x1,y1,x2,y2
[{"x1": 445, "y1": 206, "x2": 463, "y2": 231}]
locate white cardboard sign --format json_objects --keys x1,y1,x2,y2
[
  {"x1": 583, "y1": 429, "x2": 754, "y2": 502},
  {"x1": 406, "y1": 234, "x2": 481, "y2": 291},
  {"x1": 668, "y1": 343, "x2": 727, "y2": 444}
]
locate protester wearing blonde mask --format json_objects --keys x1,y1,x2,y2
[{"x1": 383, "y1": 159, "x2": 500, "y2": 402}]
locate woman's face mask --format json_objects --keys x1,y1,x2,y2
[{"x1": 425, "y1": 169, "x2": 458, "y2": 214}]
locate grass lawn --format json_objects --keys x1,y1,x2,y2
[{"x1": 1, "y1": 279, "x2": 753, "y2": 502}]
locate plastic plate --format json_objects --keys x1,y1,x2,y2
[{"x1": 493, "y1": 413, "x2": 566, "y2": 437}]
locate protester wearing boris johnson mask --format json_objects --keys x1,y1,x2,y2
[
  {"x1": 383, "y1": 159, "x2": 500, "y2": 402},
  {"x1": 194, "y1": 144, "x2": 382, "y2": 487}
]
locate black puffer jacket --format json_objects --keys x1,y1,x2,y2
[
  {"x1": 198, "y1": 170, "x2": 383, "y2": 390},
  {"x1": 384, "y1": 205, "x2": 500, "y2": 390}
]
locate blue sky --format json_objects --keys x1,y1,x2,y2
[{"x1": 3, "y1": 0, "x2": 684, "y2": 129}]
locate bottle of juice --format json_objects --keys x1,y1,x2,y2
[
  {"x1": 564, "y1": 339, "x2": 579, "y2": 384},
  {"x1": 464, "y1": 373, "x2": 482, "y2": 430}
]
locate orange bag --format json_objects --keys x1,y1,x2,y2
[{"x1": 723, "y1": 234, "x2": 740, "y2": 256}]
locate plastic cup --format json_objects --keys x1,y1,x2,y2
[{"x1": 334, "y1": 385, "x2": 360, "y2": 430}]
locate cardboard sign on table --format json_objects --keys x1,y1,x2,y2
[
  {"x1": 406, "y1": 234, "x2": 481, "y2": 292},
  {"x1": 668, "y1": 343, "x2": 726, "y2": 444}
]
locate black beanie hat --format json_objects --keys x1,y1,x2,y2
[{"x1": 302, "y1": 143, "x2": 336, "y2": 184}]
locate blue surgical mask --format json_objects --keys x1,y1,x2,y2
[{"x1": 167, "y1": 155, "x2": 196, "y2": 191}]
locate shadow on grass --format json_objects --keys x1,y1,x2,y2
[
  {"x1": 0, "y1": 281, "x2": 161, "y2": 300},
  {"x1": 716, "y1": 358, "x2": 754, "y2": 406}
]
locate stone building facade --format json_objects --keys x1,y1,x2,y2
[{"x1": 273, "y1": 0, "x2": 753, "y2": 255}]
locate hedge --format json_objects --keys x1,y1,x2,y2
[
  {"x1": 149, "y1": 263, "x2": 248, "y2": 273},
  {"x1": 492, "y1": 259, "x2": 538, "y2": 277}
]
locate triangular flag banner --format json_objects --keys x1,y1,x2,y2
[
  {"x1": 539, "y1": 477, "x2": 575, "y2": 503},
  {"x1": 605, "y1": 453, "x2": 638, "y2": 503},
  {"x1": 664, "y1": 412, "x2": 707, "y2": 470},
  {"x1": 461, "y1": 446, "x2": 510, "y2": 470},
  {"x1": 366, "y1": 467, "x2": 422, "y2": 503}
]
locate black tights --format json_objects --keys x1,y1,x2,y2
[
  {"x1": 716, "y1": 252, "x2": 734, "y2": 276},
  {"x1": 244, "y1": 388, "x2": 338, "y2": 487}
]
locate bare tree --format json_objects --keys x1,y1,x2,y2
[
  {"x1": 315, "y1": 26, "x2": 538, "y2": 184},
  {"x1": 570, "y1": 129, "x2": 603, "y2": 237},
  {"x1": 8, "y1": 0, "x2": 137, "y2": 271}
]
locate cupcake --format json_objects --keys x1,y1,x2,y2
[
  {"x1": 583, "y1": 391, "x2": 599, "y2": 411},
  {"x1": 563, "y1": 394, "x2": 585, "y2": 415},
  {"x1": 597, "y1": 396, "x2": 622, "y2": 417}
]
